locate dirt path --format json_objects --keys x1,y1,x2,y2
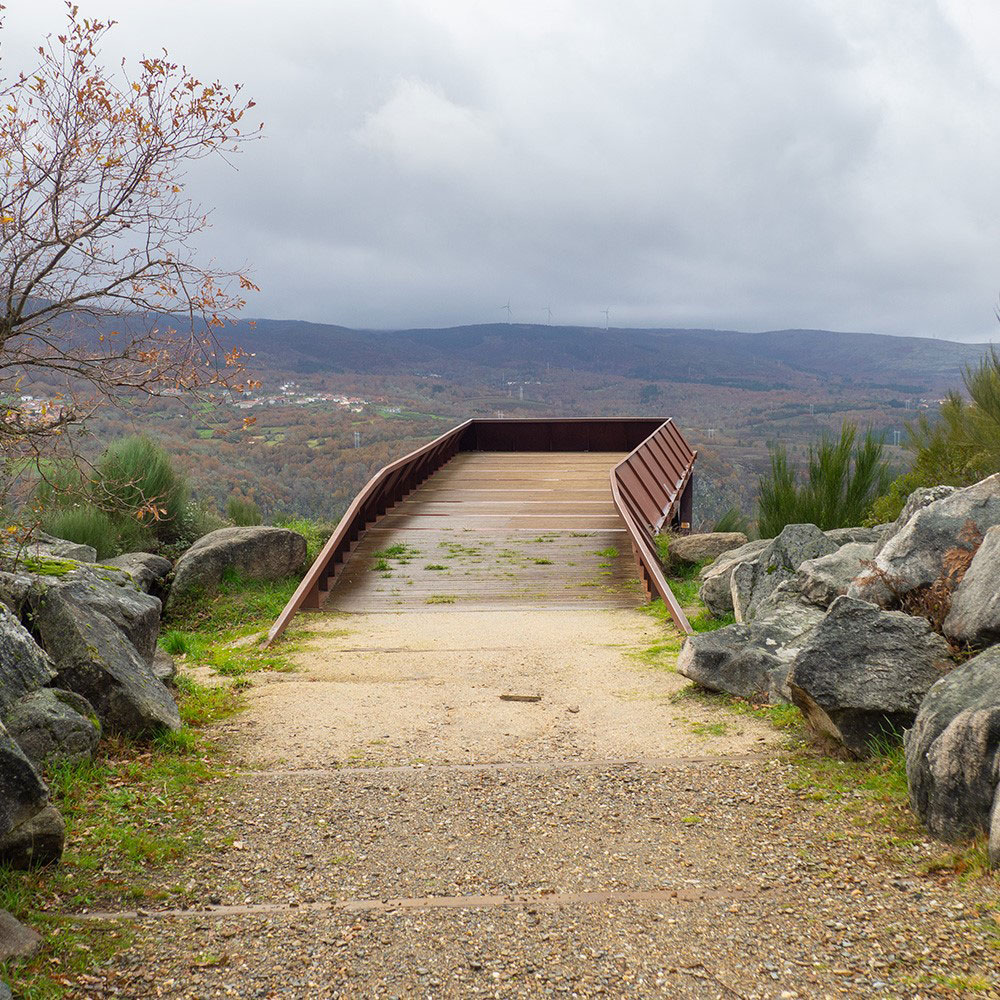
[
  {"x1": 216, "y1": 610, "x2": 782, "y2": 769},
  {"x1": 89, "y1": 606, "x2": 1000, "y2": 999}
]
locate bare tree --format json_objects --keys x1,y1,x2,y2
[{"x1": 0, "y1": 2, "x2": 263, "y2": 473}]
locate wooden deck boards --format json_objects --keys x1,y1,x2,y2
[{"x1": 326, "y1": 452, "x2": 643, "y2": 612}]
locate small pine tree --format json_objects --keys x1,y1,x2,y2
[
  {"x1": 227, "y1": 496, "x2": 262, "y2": 526},
  {"x1": 94, "y1": 436, "x2": 189, "y2": 542},
  {"x1": 906, "y1": 347, "x2": 1000, "y2": 486},
  {"x1": 758, "y1": 423, "x2": 890, "y2": 537}
]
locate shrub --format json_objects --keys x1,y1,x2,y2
[
  {"x1": 900, "y1": 348, "x2": 1000, "y2": 488},
  {"x1": 32, "y1": 460, "x2": 86, "y2": 510},
  {"x1": 864, "y1": 469, "x2": 924, "y2": 526},
  {"x1": 94, "y1": 435, "x2": 189, "y2": 542},
  {"x1": 859, "y1": 520, "x2": 983, "y2": 633},
  {"x1": 34, "y1": 437, "x2": 205, "y2": 559},
  {"x1": 40, "y1": 505, "x2": 152, "y2": 560},
  {"x1": 865, "y1": 347, "x2": 1000, "y2": 524},
  {"x1": 274, "y1": 515, "x2": 333, "y2": 564},
  {"x1": 713, "y1": 506, "x2": 751, "y2": 535},
  {"x1": 758, "y1": 422, "x2": 890, "y2": 537},
  {"x1": 227, "y1": 496, "x2": 262, "y2": 526}
]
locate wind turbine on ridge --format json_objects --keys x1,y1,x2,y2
[
  {"x1": 499, "y1": 299, "x2": 512, "y2": 324},
  {"x1": 601, "y1": 307, "x2": 610, "y2": 330},
  {"x1": 543, "y1": 306, "x2": 553, "y2": 324}
]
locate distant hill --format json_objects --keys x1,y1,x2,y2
[{"x1": 226, "y1": 320, "x2": 988, "y2": 394}]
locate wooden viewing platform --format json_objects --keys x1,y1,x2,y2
[
  {"x1": 268, "y1": 418, "x2": 697, "y2": 642},
  {"x1": 325, "y1": 451, "x2": 641, "y2": 612}
]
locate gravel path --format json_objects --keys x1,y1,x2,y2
[{"x1": 87, "y1": 609, "x2": 999, "y2": 998}]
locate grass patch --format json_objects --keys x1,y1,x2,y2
[
  {"x1": 628, "y1": 636, "x2": 683, "y2": 670},
  {"x1": 688, "y1": 609, "x2": 735, "y2": 633},
  {"x1": 426, "y1": 595, "x2": 457, "y2": 604},
  {"x1": 0, "y1": 675, "x2": 243, "y2": 998},
  {"x1": 924, "y1": 973, "x2": 996, "y2": 993},
  {"x1": 595, "y1": 546, "x2": 619, "y2": 559},
  {"x1": 160, "y1": 629, "x2": 204, "y2": 657},
  {"x1": 424, "y1": 563, "x2": 448, "y2": 571},
  {"x1": 783, "y1": 739, "x2": 928, "y2": 858},
  {"x1": 162, "y1": 620, "x2": 311, "y2": 681},
  {"x1": 689, "y1": 720, "x2": 729, "y2": 737},
  {"x1": 920, "y1": 840, "x2": 994, "y2": 880},
  {"x1": 172, "y1": 675, "x2": 246, "y2": 723},
  {"x1": 0, "y1": 919, "x2": 131, "y2": 1000},
  {"x1": 272, "y1": 517, "x2": 335, "y2": 565},
  {"x1": 164, "y1": 572, "x2": 300, "y2": 635},
  {"x1": 656, "y1": 561, "x2": 704, "y2": 606},
  {"x1": 669, "y1": 684, "x2": 804, "y2": 732},
  {"x1": 533, "y1": 558, "x2": 553, "y2": 565},
  {"x1": 638, "y1": 557, "x2": 733, "y2": 635}
]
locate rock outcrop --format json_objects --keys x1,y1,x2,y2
[
  {"x1": 17, "y1": 531, "x2": 97, "y2": 564},
  {"x1": 875, "y1": 485, "x2": 958, "y2": 556},
  {"x1": 666, "y1": 532, "x2": 748, "y2": 566},
  {"x1": 106, "y1": 552, "x2": 173, "y2": 598},
  {"x1": 0, "y1": 723, "x2": 63, "y2": 868},
  {"x1": 697, "y1": 538, "x2": 770, "y2": 618},
  {"x1": 0, "y1": 604, "x2": 55, "y2": 716},
  {"x1": 825, "y1": 525, "x2": 890, "y2": 547},
  {"x1": 793, "y1": 542, "x2": 875, "y2": 609},
  {"x1": 850, "y1": 475, "x2": 1000, "y2": 606},
  {"x1": 730, "y1": 524, "x2": 838, "y2": 622},
  {"x1": 788, "y1": 596, "x2": 953, "y2": 756},
  {"x1": 168, "y1": 526, "x2": 307, "y2": 609},
  {"x1": 152, "y1": 649, "x2": 177, "y2": 684},
  {"x1": 0, "y1": 802, "x2": 65, "y2": 869},
  {"x1": 678, "y1": 590, "x2": 824, "y2": 702},
  {"x1": 942, "y1": 525, "x2": 1000, "y2": 647},
  {"x1": 25, "y1": 565, "x2": 178, "y2": 736},
  {"x1": 0, "y1": 908, "x2": 42, "y2": 960},
  {"x1": 904, "y1": 646, "x2": 1000, "y2": 848},
  {"x1": 6, "y1": 689, "x2": 101, "y2": 767}
]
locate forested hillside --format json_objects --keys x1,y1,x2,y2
[
  {"x1": 40, "y1": 320, "x2": 981, "y2": 529},
  {"x1": 226, "y1": 320, "x2": 986, "y2": 393}
]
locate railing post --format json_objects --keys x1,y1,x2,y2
[{"x1": 678, "y1": 473, "x2": 694, "y2": 532}]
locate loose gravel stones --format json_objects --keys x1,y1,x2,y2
[{"x1": 65, "y1": 607, "x2": 1000, "y2": 998}]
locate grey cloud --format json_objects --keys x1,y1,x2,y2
[{"x1": 5, "y1": 0, "x2": 1000, "y2": 339}]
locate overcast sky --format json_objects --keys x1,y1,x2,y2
[{"x1": 5, "y1": 1, "x2": 1000, "y2": 340}]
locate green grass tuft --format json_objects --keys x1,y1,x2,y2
[
  {"x1": 163, "y1": 572, "x2": 301, "y2": 634},
  {"x1": 0, "y1": 674, "x2": 242, "y2": 997}
]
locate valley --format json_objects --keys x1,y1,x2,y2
[{"x1": 72, "y1": 322, "x2": 991, "y2": 529}]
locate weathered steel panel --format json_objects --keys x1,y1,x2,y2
[{"x1": 267, "y1": 417, "x2": 696, "y2": 644}]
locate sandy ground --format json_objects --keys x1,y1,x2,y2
[
  {"x1": 217, "y1": 609, "x2": 783, "y2": 769},
  {"x1": 91, "y1": 606, "x2": 1000, "y2": 999}
]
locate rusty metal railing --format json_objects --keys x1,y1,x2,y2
[
  {"x1": 610, "y1": 419, "x2": 697, "y2": 634},
  {"x1": 265, "y1": 420, "x2": 472, "y2": 645},
  {"x1": 267, "y1": 417, "x2": 695, "y2": 645}
]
